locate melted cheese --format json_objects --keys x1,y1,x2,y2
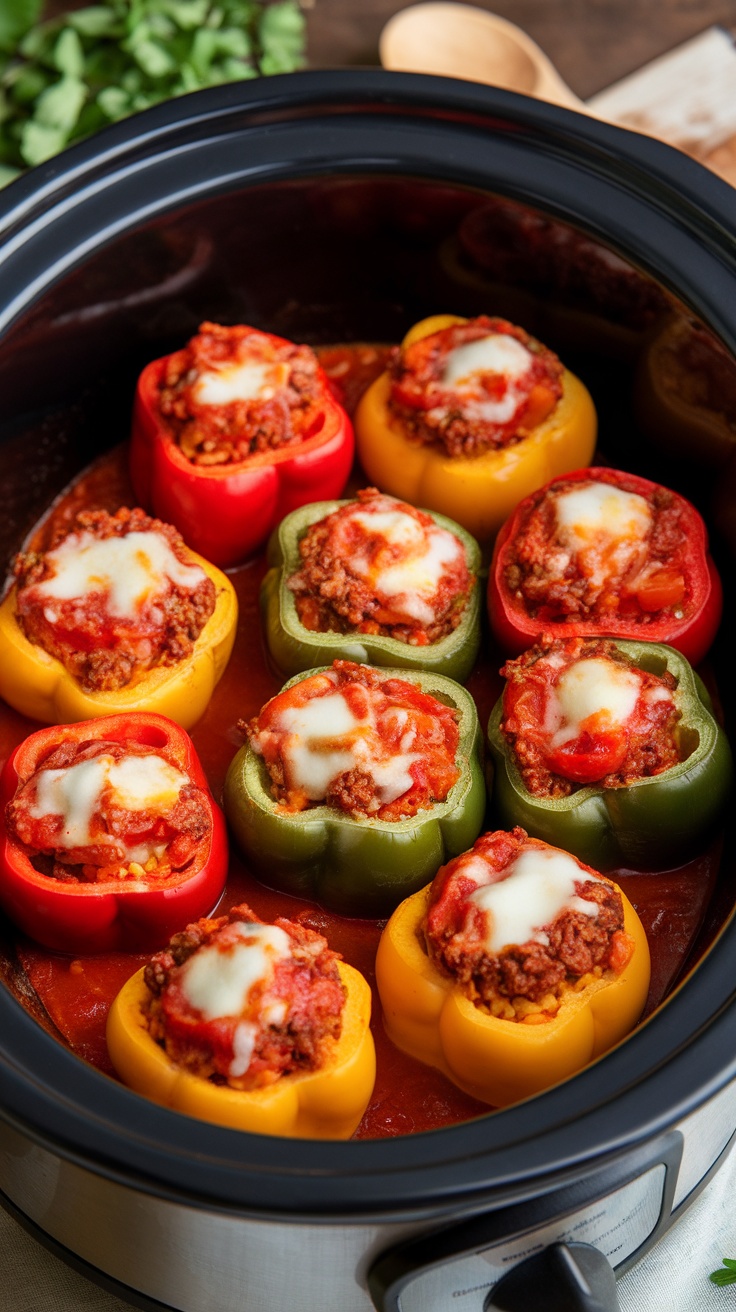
[
  {"x1": 275, "y1": 689, "x2": 418, "y2": 805},
  {"x1": 440, "y1": 333, "x2": 533, "y2": 425},
  {"x1": 193, "y1": 358, "x2": 290, "y2": 406},
  {"x1": 34, "y1": 530, "x2": 206, "y2": 618},
  {"x1": 442, "y1": 334, "x2": 532, "y2": 388},
  {"x1": 546, "y1": 657, "x2": 643, "y2": 749},
  {"x1": 180, "y1": 922, "x2": 291, "y2": 1019},
  {"x1": 554, "y1": 484, "x2": 652, "y2": 585},
  {"x1": 340, "y1": 502, "x2": 464, "y2": 626},
  {"x1": 29, "y1": 753, "x2": 188, "y2": 850},
  {"x1": 470, "y1": 848, "x2": 601, "y2": 952}
]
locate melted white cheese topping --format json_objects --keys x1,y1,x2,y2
[
  {"x1": 29, "y1": 753, "x2": 188, "y2": 851},
  {"x1": 440, "y1": 333, "x2": 533, "y2": 424},
  {"x1": 180, "y1": 922, "x2": 291, "y2": 1020},
  {"x1": 33, "y1": 530, "x2": 206, "y2": 618},
  {"x1": 553, "y1": 483, "x2": 652, "y2": 588},
  {"x1": 337, "y1": 502, "x2": 464, "y2": 626},
  {"x1": 470, "y1": 848, "x2": 602, "y2": 952},
  {"x1": 545, "y1": 656, "x2": 644, "y2": 749},
  {"x1": 193, "y1": 358, "x2": 290, "y2": 407},
  {"x1": 275, "y1": 688, "x2": 419, "y2": 805}
]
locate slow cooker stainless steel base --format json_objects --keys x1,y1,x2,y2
[
  {"x1": 1, "y1": 70, "x2": 736, "y2": 1312},
  {"x1": 3, "y1": 1080, "x2": 736, "y2": 1310}
]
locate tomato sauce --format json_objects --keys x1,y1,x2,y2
[{"x1": 0, "y1": 343, "x2": 727, "y2": 1138}]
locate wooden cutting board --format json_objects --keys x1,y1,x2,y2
[{"x1": 586, "y1": 26, "x2": 736, "y2": 186}]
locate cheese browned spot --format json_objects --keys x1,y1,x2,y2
[
  {"x1": 468, "y1": 847, "x2": 602, "y2": 952},
  {"x1": 13, "y1": 507, "x2": 216, "y2": 693},
  {"x1": 425, "y1": 828, "x2": 633, "y2": 1015},
  {"x1": 143, "y1": 904, "x2": 346, "y2": 1090},
  {"x1": 28, "y1": 753, "x2": 189, "y2": 863},
  {"x1": 288, "y1": 489, "x2": 472, "y2": 644},
  {"x1": 500, "y1": 637, "x2": 681, "y2": 797},
  {"x1": 249, "y1": 660, "x2": 460, "y2": 820}
]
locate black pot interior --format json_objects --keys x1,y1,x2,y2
[{"x1": 1, "y1": 73, "x2": 736, "y2": 1215}]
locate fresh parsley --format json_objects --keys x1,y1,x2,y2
[
  {"x1": 710, "y1": 1257, "x2": 736, "y2": 1286},
  {"x1": 0, "y1": 0, "x2": 306, "y2": 182}
]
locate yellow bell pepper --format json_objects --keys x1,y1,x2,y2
[
  {"x1": 376, "y1": 881, "x2": 650, "y2": 1109},
  {"x1": 107, "y1": 960, "x2": 376, "y2": 1139},
  {"x1": 0, "y1": 553, "x2": 237, "y2": 731},
  {"x1": 354, "y1": 314, "x2": 597, "y2": 542}
]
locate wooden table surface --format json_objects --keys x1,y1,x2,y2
[{"x1": 305, "y1": 0, "x2": 736, "y2": 98}]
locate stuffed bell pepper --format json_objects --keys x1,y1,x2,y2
[
  {"x1": 224, "y1": 659, "x2": 486, "y2": 917},
  {"x1": 261, "y1": 487, "x2": 482, "y2": 681},
  {"x1": 108, "y1": 902, "x2": 375, "y2": 1139},
  {"x1": 487, "y1": 635, "x2": 733, "y2": 870},
  {"x1": 131, "y1": 321, "x2": 354, "y2": 567},
  {"x1": 489, "y1": 466, "x2": 722, "y2": 664},
  {"x1": 0, "y1": 712, "x2": 228, "y2": 954},
  {"x1": 0, "y1": 506, "x2": 237, "y2": 730},
  {"x1": 376, "y1": 827, "x2": 650, "y2": 1107},
  {"x1": 354, "y1": 314, "x2": 597, "y2": 542}
]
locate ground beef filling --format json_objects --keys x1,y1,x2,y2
[
  {"x1": 6, "y1": 738, "x2": 209, "y2": 884},
  {"x1": 387, "y1": 315, "x2": 563, "y2": 457},
  {"x1": 14, "y1": 507, "x2": 216, "y2": 693},
  {"x1": 503, "y1": 476, "x2": 688, "y2": 624},
  {"x1": 157, "y1": 321, "x2": 327, "y2": 466},
  {"x1": 247, "y1": 659, "x2": 461, "y2": 821},
  {"x1": 501, "y1": 637, "x2": 682, "y2": 799},
  {"x1": 425, "y1": 828, "x2": 634, "y2": 1022},
  {"x1": 287, "y1": 488, "x2": 473, "y2": 645},
  {"x1": 144, "y1": 904, "x2": 346, "y2": 1090}
]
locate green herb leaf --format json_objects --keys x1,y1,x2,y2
[
  {"x1": 0, "y1": 162, "x2": 21, "y2": 184},
  {"x1": 67, "y1": 8, "x2": 122, "y2": 40},
  {"x1": 96, "y1": 84, "x2": 130, "y2": 119},
  {"x1": 0, "y1": 0, "x2": 44, "y2": 55},
  {"x1": 161, "y1": 0, "x2": 211, "y2": 30},
  {"x1": 54, "y1": 28, "x2": 85, "y2": 79},
  {"x1": 20, "y1": 118, "x2": 68, "y2": 165},
  {"x1": 34, "y1": 74, "x2": 87, "y2": 131},
  {"x1": 129, "y1": 37, "x2": 177, "y2": 79},
  {"x1": 0, "y1": 0, "x2": 307, "y2": 183},
  {"x1": 709, "y1": 1259, "x2": 736, "y2": 1286}
]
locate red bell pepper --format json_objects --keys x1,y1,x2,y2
[
  {"x1": 130, "y1": 326, "x2": 354, "y2": 568},
  {"x1": 0, "y1": 713, "x2": 227, "y2": 954},
  {"x1": 488, "y1": 467, "x2": 722, "y2": 664}
]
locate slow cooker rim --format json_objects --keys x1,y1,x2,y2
[
  {"x1": 2, "y1": 878, "x2": 736, "y2": 1218},
  {"x1": 1, "y1": 70, "x2": 736, "y2": 1217},
  {"x1": 0, "y1": 72, "x2": 734, "y2": 349}
]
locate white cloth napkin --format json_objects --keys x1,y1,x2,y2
[{"x1": 2, "y1": 1144, "x2": 736, "y2": 1311}]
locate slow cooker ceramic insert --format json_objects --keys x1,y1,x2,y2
[{"x1": 0, "y1": 72, "x2": 736, "y2": 1312}]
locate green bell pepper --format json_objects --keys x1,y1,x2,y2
[
  {"x1": 487, "y1": 639, "x2": 733, "y2": 870},
  {"x1": 260, "y1": 500, "x2": 482, "y2": 681},
  {"x1": 224, "y1": 665, "x2": 486, "y2": 917}
]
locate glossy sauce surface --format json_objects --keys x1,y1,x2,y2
[{"x1": 0, "y1": 344, "x2": 724, "y2": 1138}]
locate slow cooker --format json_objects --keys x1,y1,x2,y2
[{"x1": 1, "y1": 70, "x2": 736, "y2": 1312}]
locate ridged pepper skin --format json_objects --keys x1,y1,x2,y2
[
  {"x1": 487, "y1": 640, "x2": 733, "y2": 871},
  {"x1": 354, "y1": 315, "x2": 597, "y2": 543},
  {"x1": 260, "y1": 500, "x2": 482, "y2": 681},
  {"x1": 107, "y1": 959, "x2": 375, "y2": 1139},
  {"x1": 223, "y1": 667, "x2": 486, "y2": 918},
  {"x1": 0, "y1": 553, "x2": 237, "y2": 731},
  {"x1": 376, "y1": 878, "x2": 650, "y2": 1108},
  {"x1": 488, "y1": 466, "x2": 723, "y2": 665},
  {"x1": 0, "y1": 713, "x2": 228, "y2": 954},
  {"x1": 130, "y1": 341, "x2": 354, "y2": 568}
]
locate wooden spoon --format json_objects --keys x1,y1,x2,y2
[{"x1": 379, "y1": 1, "x2": 589, "y2": 111}]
